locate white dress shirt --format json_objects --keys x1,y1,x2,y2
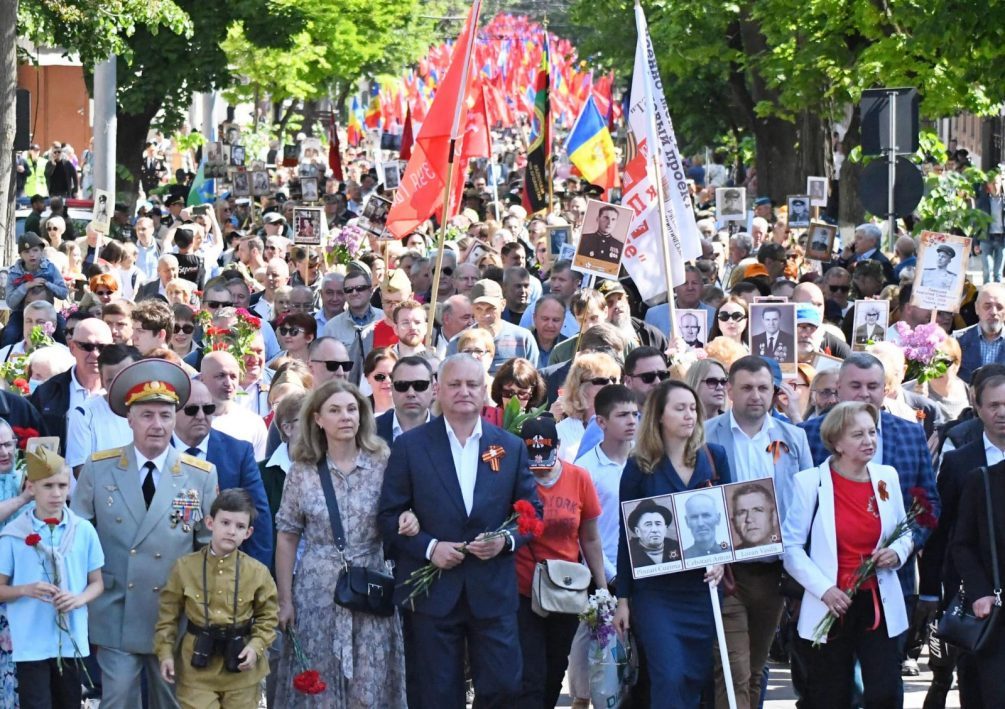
[
  {"x1": 68, "y1": 366, "x2": 100, "y2": 415},
  {"x1": 577, "y1": 443, "x2": 626, "y2": 582},
  {"x1": 445, "y1": 417, "x2": 483, "y2": 515},
  {"x1": 65, "y1": 396, "x2": 132, "y2": 468},
  {"x1": 983, "y1": 432, "x2": 1005, "y2": 466},
  {"x1": 728, "y1": 412, "x2": 775, "y2": 482},
  {"x1": 212, "y1": 406, "x2": 269, "y2": 461},
  {"x1": 392, "y1": 411, "x2": 431, "y2": 442},
  {"x1": 134, "y1": 446, "x2": 171, "y2": 489}
]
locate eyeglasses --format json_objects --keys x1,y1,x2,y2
[
  {"x1": 633, "y1": 370, "x2": 670, "y2": 384},
  {"x1": 829, "y1": 285, "x2": 851, "y2": 293},
  {"x1": 814, "y1": 388, "x2": 839, "y2": 399},
  {"x1": 174, "y1": 323, "x2": 195, "y2": 335},
  {"x1": 372, "y1": 373, "x2": 390, "y2": 382},
  {"x1": 312, "y1": 359, "x2": 353, "y2": 372},
  {"x1": 46, "y1": 226, "x2": 59, "y2": 231},
  {"x1": 584, "y1": 376, "x2": 618, "y2": 386},
  {"x1": 278, "y1": 326, "x2": 303, "y2": 336},
  {"x1": 717, "y1": 311, "x2": 746, "y2": 322},
  {"x1": 205, "y1": 300, "x2": 232, "y2": 308},
  {"x1": 462, "y1": 349, "x2": 488, "y2": 357},
  {"x1": 393, "y1": 380, "x2": 431, "y2": 393},
  {"x1": 343, "y1": 284, "x2": 371, "y2": 295},
  {"x1": 702, "y1": 377, "x2": 729, "y2": 388},
  {"x1": 501, "y1": 386, "x2": 533, "y2": 400},
  {"x1": 182, "y1": 404, "x2": 217, "y2": 417},
  {"x1": 441, "y1": 267, "x2": 454, "y2": 276},
  {"x1": 94, "y1": 290, "x2": 113, "y2": 297},
  {"x1": 73, "y1": 342, "x2": 107, "y2": 353}
]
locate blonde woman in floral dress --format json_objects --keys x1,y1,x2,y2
[{"x1": 274, "y1": 380, "x2": 406, "y2": 707}]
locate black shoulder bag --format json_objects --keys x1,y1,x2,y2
[
  {"x1": 316, "y1": 459, "x2": 395, "y2": 617},
  {"x1": 936, "y1": 466, "x2": 1002, "y2": 653}
]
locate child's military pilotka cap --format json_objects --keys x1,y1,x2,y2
[
  {"x1": 17, "y1": 232, "x2": 46, "y2": 253},
  {"x1": 107, "y1": 359, "x2": 192, "y2": 417},
  {"x1": 520, "y1": 416, "x2": 560, "y2": 473},
  {"x1": 26, "y1": 446, "x2": 67, "y2": 482}
]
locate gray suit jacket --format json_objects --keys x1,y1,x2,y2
[
  {"x1": 71, "y1": 445, "x2": 218, "y2": 654},
  {"x1": 704, "y1": 412, "x2": 813, "y2": 519}
]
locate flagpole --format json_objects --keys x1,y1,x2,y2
[
  {"x1": 425, "y1": 0, "x2": 483, "y2": 347},
  {"x1": 544, "y1": 18, "x2": 554, "y2": 217}
]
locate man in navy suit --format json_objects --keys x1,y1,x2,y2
[
  {"x1": 374, "y1": 356, "x2": 436, "y2": 446},
  {"x1": 956, "y1": 282, "x2": 1005, "y2": 383},
  {"x1": 378, "y1": 354, "x2": 541, "y2": 708},
  {"x1": 172, "y1": 379, "x2": 273, "y2": 567}
]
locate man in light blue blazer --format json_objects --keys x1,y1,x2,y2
[{"x1": 704, "y1": 355, "x2": 813, "y2": 709}]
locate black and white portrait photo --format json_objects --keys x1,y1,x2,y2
[
  {"x1": 852, "y1": 299, "x2": 890, "y2": 350},
  {"x1": 573, "y1": 200, "x2": 634, "y2": 278},
  {"x1": 716, "y1": 187, "x2": 746, "y2": 223},
  {"x1": 676, "y1": 309, "x2": 707, "y2": 349},
  {"x1": 301, "y1": 177, "x2": 319, "y2": 203},
  {"x1": 548, "y1": 225, "x2": 571, "y2": 255},
  {"x1": 748, "y1": 302, "x2": 797, "y2": 372},
  {"x1": 232, "y1": 171, "x2": 250, "y2": 198},
  {"x1": 251, "y1": 170, "x2": 270, "y2": 197},
  {"x1": 673, "y1": 489, "x2": 734, "y2": 569},
  {"x1": 805, "y1": 222, "x2": 837, "y2": 261},
  {"x1": 622, "y1": 496, "x2": 684, "y2": 579},
  {"x1": 787, "y1": 195, "x2": 811, "y2": 228},
  {"x1": 912, "y1": 231, "x2": 971, "y2": 313},
  {"x1": 807, "y1": 177, "x2": 828, "y2": 207},
  {"x1": 230, "y1": 145, "x2": 246, "y2": 167},
  {"x1": 361, "y1": 195, "x2": 393, "y2": 238},
  {"x1": 383, "y1": 163, "x2": 401, "y2": 191},
  {"x1": 221, "y1": 122, "x2": 239, "y2": 145},
  {"x1": 92, "y1": 189, "x2": 112, "y2": 234}
]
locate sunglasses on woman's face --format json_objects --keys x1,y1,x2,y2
[
  {"x1": 392, "y1": 380, "x2": 432, "y2": 393},
  {"x1": 584, "y1": 376, "x2": 618, "y2": 387},
  {"x1": 703, "y1": 377, "x2": 729, "y2": 389},
  {"x1": 277, "y1": 326, "x2": 303, "y2": 336},
  {"x1": 372, "y1": 373, "x2": 390, "y2": 382},
  {"x1": 311, "y1": 359, "x2": 353, "y2": 372},
  {"x1": 717, "y1": 311, "x2": 746, "y2": 322},
  {"x1": 173, "y1": 323, "x2": 195, "y2": 335},
  {"x1": 94, "y1": 290, "x2": 113, "y2": 297}
]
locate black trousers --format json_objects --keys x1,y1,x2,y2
[
  {"x1": 795, "y1": 590, "x2": 903, "y2": 709},
  {"x1": 971, "y1": 621, "x2": 1005, "y2": 707},
  {"x1": 16, "y1": 658, "x2": 81, "y2": 709},
  {"x1": 515, "y1": 595, "x2": 579, "y2": 708},
  {"x1": 408, "y1": 592, "x2": 522, "y2": 709}
]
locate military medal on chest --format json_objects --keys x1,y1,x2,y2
[{"x1": 170, "y1": 489, "x2": 203, "y2": 532}]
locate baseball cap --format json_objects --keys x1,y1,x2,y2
[
  {"x1": 263, "y1": 212, "x2": 286, "y2": 224},
  {"x1": 471, "y1": 279, "x2": 504, "y2": 305},
  {"x1": 521, "y1": 416, "x2": 559, "y2": 472},
  {"x1": 796, "y1": 304, "x2": 822, "y2": 328}
]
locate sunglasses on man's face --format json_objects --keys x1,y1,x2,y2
[
  {"x1": 182, "y1": 404, "x2": 217, "y2": 417},
  {"x1": 312, "y1": 359, "x2": 353, "y2": 373},
  {"x1": 717, "y1": 311, "x2": 746, "y2": 322},
  {"x1": 393, "y1": 379, "x2": 432, "y2": 393},
  {"x1": 74, "y1": 342, "x2": 107, "y2": 354},
  {"x1": 633, "y1": 370, "x2": 669, "y2": 384},
  {"x1": 205, "y1": 300, "x2": 232, "y2": 308},
  {"x1": 343, "y1": 285, "x2": 371, "y2": 295},
  {"x1": 174, "y1": 323, "x2": 195, "y2": 335},
  {"x1": 829, "y1": 285, "x2": 851, "y2": 293}
]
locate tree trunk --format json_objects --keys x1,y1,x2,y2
[
  {"x1": 0, "y1": 0, "x2": 18, "y2": 267},
  {"x1": 838, "y1": 109, "x2": 865, "y2": 228},
  {"x1": 301, "y1": 99, "x2": 320, "y2": 138},
  {"x1": 116, "y1": 103, "x2": 162, "y2": 205}
]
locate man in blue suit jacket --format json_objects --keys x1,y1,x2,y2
[
  {"x1": 797, "y1": 354, "x2": 939, "y2": 588},
  {"x1": 172, "y1": 380, "x2": 273, "y2": 567},
  {"x1": 956, "y1": 283, "x2": 1005, "y2": 383},
  {"x1": 378, "y1": 354, "x2": 541, "y2": 709}
]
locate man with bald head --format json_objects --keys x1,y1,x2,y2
[
  {"x1": 172, "y1": 379, "x2": 272, "y2": 566},
  {"x1": 379, "y1": 354, "x2": 540, "y2": 707},
  {"x1": 200, "y1": 351, "x2": 268, "y2": 460},
  {"x1": 957, "y1": 282, "x2": 1005, "y2": 382},
  {"x1": 30, "y1": 317, "x2": 112, "y2": 453},
  {"x1": 308, "y1": 337, "x2": 353, "y2": 385}
]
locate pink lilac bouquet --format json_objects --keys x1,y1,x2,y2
[
  {"x1": 327, "y1": 223, "x2": 367, "y2": 267},
  {"x1": 893, "y1": 321, "x2": 952, "y2": 384}
]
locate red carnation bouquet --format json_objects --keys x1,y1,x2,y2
[
  {"x1": 403, "y1": 500, "x2": 543, "y2": 606},
  {"x1": 811, "y1": 488, "x2": 937, "y2": 645},
  {"x1": 287, "y1": 628, "x2": 326, "y2": 695},
  {"x1": 196, "y1": 307, "x2": 262, "y2": 374}
]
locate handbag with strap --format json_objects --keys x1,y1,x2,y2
[
  {"x1": 935, "y1": 466, "x2": 1002, "y2": 653},
  {"x1": 315, "y1": 459, "x2": 395, "y2": 617},
  {"x1": 531, "y1": 558, "x2": 592, "y2": 617}
]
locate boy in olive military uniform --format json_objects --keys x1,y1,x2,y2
[{"x1": 155, "y1": 488, "x2": 278, "y2": 709}]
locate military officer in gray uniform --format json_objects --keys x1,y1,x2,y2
[
  {"x1": 71, "y1": 359, "x2": 218, "y2": 709},
  {"x1": 921, "y1": 244, "x2": 958, "y2": 289}
]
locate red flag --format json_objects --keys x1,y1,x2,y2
[
  {"x1": 328, "y1": 118, "x2": 344, "y2": 181},
  {"x1": 399, "y1": 106, "x2": 414, "y2": 161},
  {"x1": 461, "y1": 84, "x2": 491, "y2": 162},
  {"x1": 386, "y1": 0, "x2": 482, "y2": 239}
]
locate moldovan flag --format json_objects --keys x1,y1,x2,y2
[
  {"x1": 386, "y1": 0, "x2": 482, "y2": 239},
  {"x1": 564, "y1": 95, "x2": 617, "y2": 192},
  {"x1": 621, "y1": 2, "x2": 702, "y2": 301},
  {"x1": 346, "y1": 98, "x2": 363, "y2": 147}
]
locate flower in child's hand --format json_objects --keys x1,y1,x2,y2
[{"x1": 24, "y1": 533, "x2": 41, "y2": 547}]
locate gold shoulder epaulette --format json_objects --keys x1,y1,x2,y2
[
  {"x1": 179, "y1": 454, "x2": 213, "y2": 473},
  {"x1": 91, "y1": 448, "x2": 121, "y2": 461}
]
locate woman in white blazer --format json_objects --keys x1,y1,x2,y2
[{"x1": 782, "y1": 401, "x2": 914, "y2": 708}]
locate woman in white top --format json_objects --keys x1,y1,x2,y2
[
  {"x1": 782, "y1": 401, "x2": 913, "y2": 708},
  {"x1": 556, "y1": 352, "x2": 620, "y2": 462}
]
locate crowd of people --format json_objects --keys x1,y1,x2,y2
[{"x1": 0, "y1": 126, "x2": 1002, "y2": 709}]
